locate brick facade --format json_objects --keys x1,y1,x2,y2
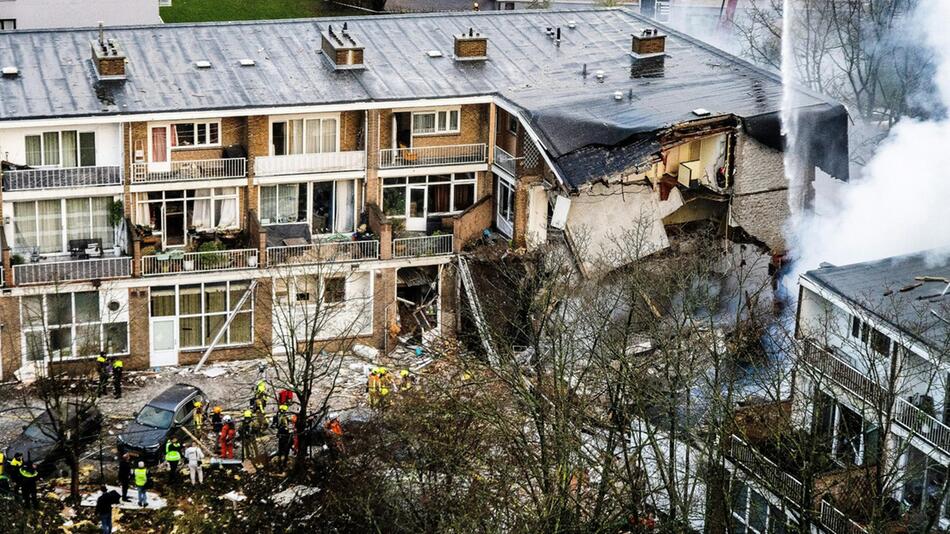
[
  {"x1": 0, "y1": 295, "x2": 22, "y2": 380},
  {"x1": 372, "y1": 267, "x2": 397, "y2": 350}
]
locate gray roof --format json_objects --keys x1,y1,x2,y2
[
  {"x1": 803, "y1": 250, "x2": 950, "y2": 352},
  {"x1": 0, "y1": 8, "x2": 846, "y2": 187}
]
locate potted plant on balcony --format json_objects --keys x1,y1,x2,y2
[
  {"x1": 197, "y1": 241, "x2": 229, "y2": 269},
  {"x1": 109, "y1": 200, "x2": 125, "y2": 256}
]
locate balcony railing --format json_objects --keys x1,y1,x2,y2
[
  {"x1": 393, "y1": 235, "x2": 454, "y2": 258},
  {"x1": 268, "y1": 240, "x2": 379, "y2": 266},
  {"x1": 142, "y1": 249, "x2": 258, "y2": 276},
  {"x1": 802, "y1": 339, "x2": 950, "y2": 457},
  {"x1": 3, "y1": 165, "x2": 123, "y2": 191},
  {"x1": 254, "y1": 151, "x2": 366, "y2": 176},
  {"x1": 379, "y1": 143, "x2": 487, "y2": 169},
  {"x1": 726, "y1": 434, "x2": 804, "y2": 504},
  {"x1": 819, "y1": 500, "x2": 868, "y2": 534},
  {"x1": 494, "y1": 146, "x2": 517, "y2": 177},
  {"x1": 131, "y1": 158, "x2": 246, "y2": 183},
  {"x1": 13, "y1": 257, "x2": 131, "y2": 285}
]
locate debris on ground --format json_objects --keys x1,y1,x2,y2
[
  {"x1": 271, "y1": 485, "x2": 320, "y2": 506},
  {"x1": 220, "y1": 490, "x2": 247, "y2": 503},
  {"x1": 80, "y1": 485, "x2": 168, "y2": 509},
  {"x1": 199, "y1": 366, "x2": 228, "y2": 378}
]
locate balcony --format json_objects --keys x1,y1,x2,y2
[
  {"x1": 254, "y1": 151, "x2": 365, "y2": 177},
  {"x1": 819, "y1": 501, "x2": 868, "y2": 534},
  {"x1": 3, "y1": 166, "x2": 123, "y2": 192},
  {"x1": 493, "y1": 146, "x2": 517, "y2": 177},
  {"x1": 268, "y1": 239, "x2": 379, "y2": 266},
  {"x1": 393, "y1": 234, "x2": 454, "y2": 258},
  {"x1": 142, "y1": 248, "x2": 259, "y2": 276},
  {"x1": 726, "y1": 434, "x2": 804, "y2": 504},
  {"x1": 13, "y1": 256, "x2": 132, "y2": 285},
  {"x1": 802, "y1": 339, "x2": 950, "y2": 458},
  {"x1": 131, "y1": 158, "x2": 246, "y2": 184},
  {"x1": 379, "y1": 144, "x2": 487, "y2": 169}
]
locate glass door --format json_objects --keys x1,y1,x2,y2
[
  {"x1": 163, "y1": 200, "x2": 185, "y2": 247},
  {"x1": 496, "y1": 175, "x2": 514, "y2": 237},
  {"x1": 406, "y1": 185, "x2": 427, "y2": 232},
  {"x1": 149, "y1": 126, "x2": 170, "y2": 172}
]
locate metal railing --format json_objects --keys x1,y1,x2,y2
[
  {"x1": 726, "y1": 434, "x2": 804, "y2": 504},
  {"x1": 268, "y1": 240, "x2": 379, "y2": 266},
  {"x1": 13, "y1": 257, "x2": 131, "y2": 285},
  {"x1": 393, "y1": 235, "x2": 454, "y2": 258},
  {"x1": 379, "y1": 143, "x2": 487, "y2": 169},
  {"x1": 131, "y1": 158, "x2": 246, "y2": 183},
  {"x1": 494, "y1": 146, "x2": 517, "y2": 177},
  {"x1": 254, "y1": 151, "x2": 366, "y2": 176},
  {"x1": 142, "y1": 249, "x2": 258, "y2": 276},
  {"x1": 801, "y1": 339, "x2": 950, "y2": 458},
  {"x1": 3, "y1": 166, "x2": 123, "y2": 191},
  {"x1": 819, "y1": 500, "x2": 868, "y2": 534}
]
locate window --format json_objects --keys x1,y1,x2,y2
[
  {"x1": 850, "y1": 315, "x2": 894, "y2": 356},
  {"x1": 412, "y1": 109, "x2": 460, "y2": 135},
  {"x1": 506, "y1": 113, "x2": 519, "y2": 134},
  {"x1": 21, "y1": 291, "x2": 127, "y2": 360},
  {"x1": 13, "y1": 197, "x2": 113, "y2": 254},
  {"x1": 903, "y1": 445, "x2": 950, "y2": 518},
  {"x1": 497, "y1": 177, "x2": 515, "y2": 224},
  {"x1": 259, "y1": 180, "x2": 355, "y2": 234},
  {"x1": 271, "y1": 116, "x2": 337, "y2": 155},
  {"x1": 381, "y1": 173, "x2": 476, "y2": 218},
  {"x1": 323, "y1": 277, "x2": 346, "y2": 304},
  {"x1": 170, "y1": 121, "x2": 219, "y2": 148},
  {"x1": 134, "y1": 188, "x2": 238, "y2": 235},
  {"x1": 23, "y1": 130, "x2": 95, "y2": 167},
  {"x1": 170, "y1": 281, "x2": 252, "y2": 349},
  {"x1": 0, "y1": 20, "x2": 15, "y2": 30},
  {"x1": 817, "y1": 395, "x2": 879, "y2": 467},
  {"x1": 731, "y1": 479, "x2": 788, "y2": 534}
]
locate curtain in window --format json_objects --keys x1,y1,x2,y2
[
  {"x1": 260, "y1": 186, "x2": 277, "y2": 222},
  {"x1": 289, "y1": 120, "x2": 304, "y2": 155},
  {"x1": 178, "y1": 285, "x2": 202, "y2": 315},
  {"x1": 169, "y1": 125, "x2": 178, "y2": 147},
  {"x1": 61, "y1": 131, "x2": 78, "y2": 167},
  {"x1": 322, "y1": 119, "x2": 337, "y2": 153},
  {"x1": 43, "y1": 132, "x2": 60, "y2": 166},
  {"x1": 179, "y1": 317, "x2": 202, "y2": 348},
  {"x1": 37, "y1": 199, "x2": 63, "y2": 253},
  {"x1": 429, "y1": 183, "x2": 451, "y2": 213},
  {"x1": 66, "y1": 198, "x2": 91, "y2": 243},
  {"x1": 414, "y1": 113, "x2": 435, "y2": 133},
  {"x1": 152, "y1": 128, "x2": 168, "y2": 162},
  {"x1": 91, "y1": 197, "x2": 113, "y2": 247},
  {"x1": 305, "y1": 119, "x2": 321, "y2": 153},
  {"x1": 334, "y1": 180, "x2": 354, "y2": 232},
  {"x1": 454, "y1": 183, "x2": 474, "y2": 211},
  {"x1": 25, "y1": 135, "x2": 42, "y2": 166},
  {"x1": 191, "y1": 189, "x2": 212, "y2": 229},
  {"x1": 278, "y1": 184, "x2": 298, "y2": 222},
  {"x1": 79, "y1": 132, "x2": 96, "y2": 167},
  {"x1": 149, "y1": 287, "x2": 176, "y2": 317},
  {"x1": 215, "y1": 197, "x2": 238, "y2": 228},
  {"x1": 13, "y1": 202, "x2": 37, "y2": 252}
]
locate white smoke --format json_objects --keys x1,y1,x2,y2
[{"x1": 785, "y1": 0, "x2": 950, "y2": 279}]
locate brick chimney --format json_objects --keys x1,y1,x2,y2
[
  {"x1": 321, "y1": 23, "x2": 365, "y2": 70},
  {"x1": 631, "y1": 28, "x2": 666, "y2": 58},
  {"x1": 91, "y1": 23, "x2": 126, "y2": 80},
  {"x1": 454, "y1": 28, "x2": 487, "y2": 62}
]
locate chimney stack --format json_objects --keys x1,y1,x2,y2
[
  {"x1": 631, "y1": 28, "x2": 666, "y2": 58},
  {"x1": 321, "y1": 23, "x2": 365, "y2": 70},
  {"x1": 90, "y1": 23, "x2": 127, "y2": 80},
  {"x1": 454, "y1": 28, "x2": 488, "y2": 62}
]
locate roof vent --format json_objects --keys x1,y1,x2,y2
[
  {"x1": 595, "y1": 70, "x2": 605, "y2": 82},
  {"x1": 321, "y1": 23, "x2": 365, "y2": 70},
  {"x1": 194, "y1": 60, "x2": 212, "y2": 69},
  {"x1": 1, "y1": 66, "x2": 19, "y2": 77},
  {"x1": 692, "y1": 108, "x2": 711, "y2": 117},
  {"x1": 613, "y1": 91, "x2": 623, "y2": 101},
  {"x1": 239, "y1": 58, "x2": 256, "y2": 67},
  {"x1": 427, "y1": 50, "x2": 443, "y2": 58},
  {"x1": 567, "y1": 20, "x2": 577, "y2": 29},
  {"x1": 454, "y1": 28, "x2": 487, "y2": 62},
  {"x1": 631, "y1": 28, "x2": 666, "y2": 59},
  {"x1": 90, "y1": 22, "x2": 126, "y2": 81}
]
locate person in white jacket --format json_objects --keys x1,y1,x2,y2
[{"x1": 183, "y1": 443, "x2": 205, "y2": 485}]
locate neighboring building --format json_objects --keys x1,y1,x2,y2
[
  {"x1": 0, "y1": 0, "x2": 161, "y2": 30},
  {"x1": 0, "y1": 9, "x2": 844, "y2": 380}
]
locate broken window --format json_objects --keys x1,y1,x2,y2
[{"x1": 323, "y1": 277, "x2": 346, "y2": 304}]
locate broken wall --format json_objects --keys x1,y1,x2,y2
[{"x1": 730, "y1": 131, "x2": 789, "y2": 252}]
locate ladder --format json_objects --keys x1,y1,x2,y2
[
  {"x1": 457, "y1": 256, "x2": 499, "y2": 368},
  {"x1": 194, "y1": 280, "x2": 258, "y2": 372}
]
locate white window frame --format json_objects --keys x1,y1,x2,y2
[
  {"x1": 730, "y1": 479, "x2": 789, "y2": 534},
  {"x1": 381, "y1": 172, "x2": 476, "y2": 219},
  {"x1": 23, "y1": 130, "x2": 97, "y2": 168},
  {"x1": 162, "y1": 281, "x2": 254, "y2": 350},
  {"x1": 20, "y1": 291, "x2": 129, "y2": 361},
  {"x1": 267, "y1": 114, "x2": 341, "y2": 156},
  {"x1": 11, "y1": 196, "x2": 114, "y2": 256},
  {"x1": 258, "y1": 179, "x2": 357, "y2": 235},
  {"x1": 411, "y1": 108, "x2": 461, "y2": 136},
  {"x1": 170, "y1": 120, "x2": 221, "y2": 149},
  {"x1": 274, "y1": 273, "x2": 347, "y2": 308},
  {"x1": 134, "y1": 187, "x2": 239, "y2": 244}
]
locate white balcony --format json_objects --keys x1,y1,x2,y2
[
  {"x1": 493, "y1": 146, "x2": 517, "y2": 177},
  {"x1": 267, "y1": 240, "x2": 379, "y2": 266},
  {"x1": 379, "y1": 144, "x2": 487, "y2": 169},
  {"x1": 393, "y1": 235, "x2": 454, "y2": 258},
  {"x1": 254, "y1": 151, "x2": 366, "y2": 176},
  {"x1": 131, "y1": 158, "x2": 246, "y2": 184},
  {"x1": 13, "y1": 257, "x2": 131, "y2": 285},
  {"x1": 3, "y1": 166, "x2": 122, "y2": 191},
  {"x1": 142, "y1": 248, "x2": 258, "y2": 276}
]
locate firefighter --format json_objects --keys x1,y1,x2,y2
[
  {"x1": 399, "y1": 369, "x2": 415, "y2": 392},
  {"x1": 367, "y1": 367, "x2": 382, "y2": 408},
  {"x1": 111, "y1": 358, "x2": 124, "y2": 399},
  {"x1": 241, "y1": 408, "x2": 258, "y2": 460},
  {"x1": 378, "y1": 367, "x2": 393, "y2": 407},
  {"x1": 192, "y1": 399, "x2": 204, "y2": 431},
  {"x1": 211, "y1": 405, "x2": 223, "y2": 435},
  {"x1": 219, "y1": 416, "x2": 236, "y2": 459},
  {"x1": 274, "y1": 404, "x2": 290, "y2": 430},
  {"x1": 96, "y1": 352, "x2": 110, "y2": 396},
  {"x1": 276, "y1": 423, "x2": 292, "y2": 468}
]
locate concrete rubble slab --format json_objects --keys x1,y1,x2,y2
[{"x1": 80, "y1": 485, "x2": 168, "y2": 510}]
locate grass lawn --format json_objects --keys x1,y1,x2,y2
[{"x1": 160, "y1": 0, "x2": 364, "y2": 23}]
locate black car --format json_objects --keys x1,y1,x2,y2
[
  {"x1": 5, "y1": 405, "x2": 102, "y2": 472},
  {"x1": 117, "y1": 383, "x2": 205, "y2": 464}
]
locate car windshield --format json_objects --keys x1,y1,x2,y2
[
  {"x1": 23, "y1": 420, "x2": 55, "y2": 441},
  {"x1": 135, "y1": 406, "x2": 174, "y2": 429}
]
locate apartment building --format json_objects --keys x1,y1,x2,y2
[
  {"x1": 0, "y1": 9, "x2": 842, "y2": 382},
  {"x1": 0, "y1": 0, "x2": 161, "y2": 30}
]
